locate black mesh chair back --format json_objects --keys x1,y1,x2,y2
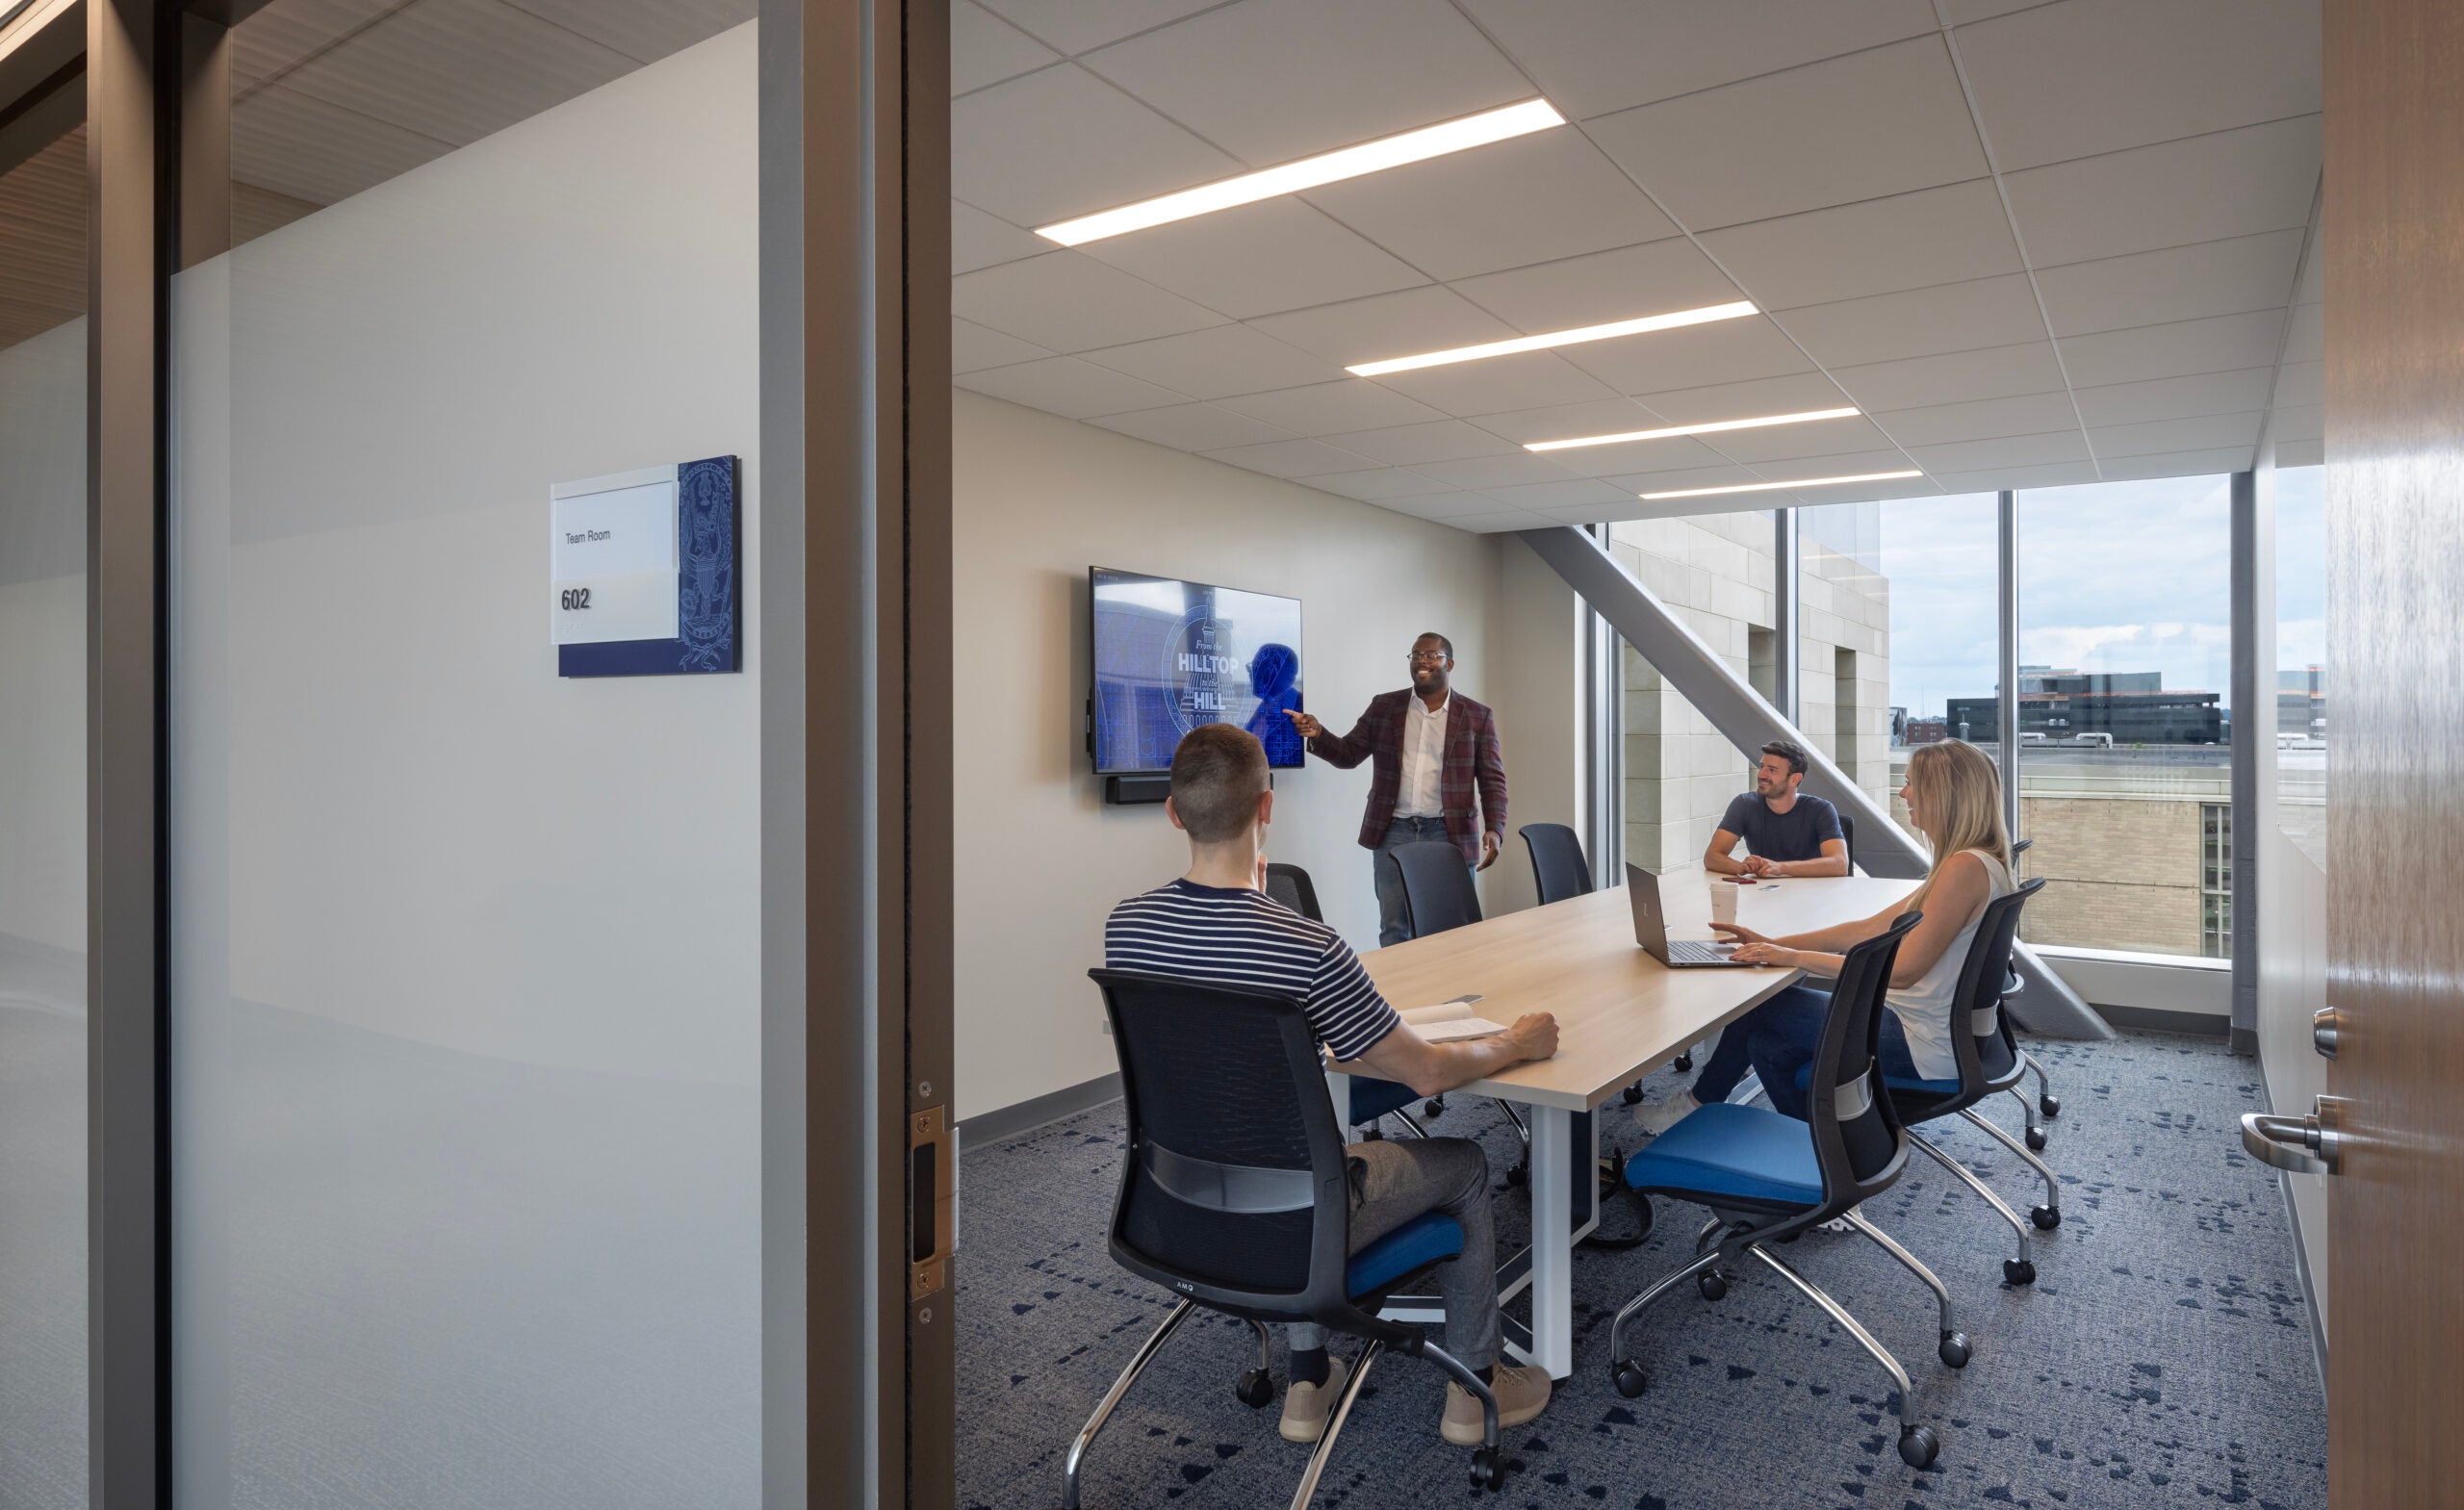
[
  {"x1": 1807, "y1": 909, "x2": 1925, "y2": 1201},
  {"x1": 1263, "y1": 862, "x2": 1323, "y2": 923},
  {"x1": 1836, "y1": 810, "x2": 1856, "y2": 870},
  {"x1": 1518, "y1": 823, "x2": 1594, "y2": 905},
  {"x1": 1935, "y1": 878, "x2": 2047, "y2": 1102},
  {"x1": 1387, "y1": 840, "x2": 1481, "y2": 938}
]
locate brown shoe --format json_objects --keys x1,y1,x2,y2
[
  {"x1": 1278, "y1": 1355, "x2": 1349, "y2": 1444},
  {"x1": 1441, "y1": 1362, "x2": 1552, "y2": 1446}
]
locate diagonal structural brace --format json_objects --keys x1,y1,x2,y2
[{"x1": 1520, "y1": 525, "x2": 2111, "y2": 1040}]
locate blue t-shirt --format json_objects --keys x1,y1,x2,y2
[{"x1": 1716, "y1": 792, "x2": 1843, "y2": 863}]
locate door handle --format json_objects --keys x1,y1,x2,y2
[
  {"x1": 2312, "y1": 1006, "x2": 2340, "y2": 1060},
  {"x1": 2240, "y1": 1097, "x2": 2345, "y2": 1176}
]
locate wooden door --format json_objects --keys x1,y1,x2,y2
[{"x1": 2323, "y1": 0, "x2": 2464, "y2": 1501}]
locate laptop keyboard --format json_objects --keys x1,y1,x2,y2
[{"x1": 1665, "y1": 939, "x2": 1739, "y2": 965}]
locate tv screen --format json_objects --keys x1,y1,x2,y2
[{"x1": 1091, "y1": 567, "x2": 1304, "y2": 774}]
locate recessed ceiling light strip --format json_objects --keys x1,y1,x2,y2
[
  {"x1": 1639, "y1": 470, "x2": 1923, "y2": 500},
  {"x1": 1036, "y1": 98, "x2": 1566, "y2": 247},
  {"x1": 1347, "y1": 300, "x2": 1758, "y2": 376},
  {"x1": 1527, "y1": 406, "x2": 1861, "y2": 452}
]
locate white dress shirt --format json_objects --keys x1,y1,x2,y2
[{"x1": 1396, "y1": 693, "x2": 1450, "y2": 818}]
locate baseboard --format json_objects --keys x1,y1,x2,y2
[
  {"x1": 2277, "y1": 1167, "x2": 2330, "y2": 1400},
  {"x1": 957, "y1": 1072, "x2": 1122, "y2": 1149},
  {"x1": 2096, "y1": 1002, "x2": 2232, "y2": 1037}
]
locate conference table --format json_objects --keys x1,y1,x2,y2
[{"x1": 1341, "y1": 872, "x2": 1919, "y2": 1380}]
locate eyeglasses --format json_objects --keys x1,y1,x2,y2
[{"x1": 1407, "y1": 651, "x2": 1449, "y2": 663}]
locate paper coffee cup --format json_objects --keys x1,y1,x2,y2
[{"x1": 1710, "y1": 879, "x2": 1737, "y2": 924}]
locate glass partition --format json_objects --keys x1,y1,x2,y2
[{"x1": 2273, "y1": 464, "x2": 2327, "y2": 865}]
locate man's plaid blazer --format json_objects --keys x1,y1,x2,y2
[{"x1": 1305, "y1": 688, "x2": 1507, "y2": 866}]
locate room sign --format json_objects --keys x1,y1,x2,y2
[{"x1": 550, "y1": 456, "x2": 740, "y2": 678}]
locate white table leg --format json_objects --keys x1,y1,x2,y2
[{"x1": 1526, "y1": 1105, "x2": 1576, "y2": 1379}]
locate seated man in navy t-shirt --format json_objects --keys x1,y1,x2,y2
[{"x1": 1703, "y1": 739, "x2": 1848, "y2": 879}]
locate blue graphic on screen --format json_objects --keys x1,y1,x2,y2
[{"x1": 1091, "y1": 569, "x2": 1303, "y2": 773}]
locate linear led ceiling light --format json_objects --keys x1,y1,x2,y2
[
  {"x1": 1347, "y1": 299, "x2": 1758, "y2": 376},
  {"x1": 1639, "y1": 470, "x2": 1922, "y2": 500},
  {"x1": 1527, "y1": 406, "x2": 1861, "y2": 452},
  {"x1": 1036, "y1": 98, "x2": 1566, "y2": 246}
]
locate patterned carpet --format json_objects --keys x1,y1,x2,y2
[{"x1": 954, "y1": 1032, "x2": 2326, "y2": 1510}]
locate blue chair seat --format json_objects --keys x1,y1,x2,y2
[
  {"x1": 1622, "y1": 1102, "x2": 1824, "y2": 1208},
  {"x1": 1348, "y1": 1212, "x2": 1464, "y2": 1295},
  {"x1": 1790, "y1": 1062, "x2": 1959, "y2": 1099},
  {"x1": 1348, "y1": 1076, "x2": 1419, "y2": 1126}
]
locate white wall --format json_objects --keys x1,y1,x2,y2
[{"x1": 951, "y1": 392, "x2": 1580, "y2": 1122}]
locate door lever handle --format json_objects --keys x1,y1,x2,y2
[
  {"x1": 2312, "y1": 1006, "x2": 2340, "y2": 1060},
  {"x1": 2240, "y1": 1098, "x2": 2345, "y2": 1176}
]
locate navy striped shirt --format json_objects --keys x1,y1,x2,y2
[{"x1": 1104, "y1": 880, "x2": 1401, "y2": 1062}]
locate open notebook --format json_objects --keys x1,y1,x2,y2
[{"x1": 1400, "y1": 1001, "x2": 1509, "y2": 1043}]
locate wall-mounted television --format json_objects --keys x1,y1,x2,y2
[{"x1": 1090, "y1": 567, "x2": 1304, "y2": 775}]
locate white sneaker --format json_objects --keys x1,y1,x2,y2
[
  {"x1": 1631, "y1": 1089, "x2": 1701, "y2": 1137},
  {"x1": 1279, "y1": 1355, "x2": 1348, "y2": 1444}
]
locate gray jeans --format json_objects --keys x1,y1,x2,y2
[
  {"x1": 1287, "y1": 1135, "x2": 1499, "y2": 1371},
  {"x1": 1373, "y1": 815, "x2": 1460, "y2": 947}
]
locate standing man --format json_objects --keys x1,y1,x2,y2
[
  {"x1": 1703, "y1": 739, "x2": 1850, "y2": 879},
  {"x1": 1288, "y1": 632, "x2": 1508, "y2": 946}
]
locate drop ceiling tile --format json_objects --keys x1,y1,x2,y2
[
  {"x1": 2033, "y1": 229, "x2": 2306, "y2": 337},
  {"x1": 501, "y1": 0, "x2": 754, "y2": 65},
  {"x1": 1772, "y1": 274, "x2": 2047, "y2": 367},
  {"x1": 2275, "y1": 438, "x2": 2323, "y2": 469},
  {"x1": 1929, "y1": 460, "x2": 2101, "y2": 491},
  {"x1": 2096, "y1": 446, "x2": 2258, "y2": 481},
  {"x1": 2272, "y1": 405, "x2": 2323, "y2": 443},
  {"x1": 2056, "y1": 309, "x2": 2287, "y2": 387},
  {"x1": 1445, "y1": 510, "x2": 1557, "y2": 534},
  {"x1": 1829, "y1": 341, "x2": 2067, "y2": 410},
  {"x1": 952, "y1": 199, "x2": 1049, "y2": 273},
  {"x1": 1938, "y1": 0, "x2": 2045, "y2": 21},
  {"x1": 952, "y1": 252, "x2": 1226, "y2": 352},
  {"x1": 2280, "y1": 300, "x2": 2323, "y2": 363},
  {"x1": 1462, "y1": 397, "x2": 1662, "y2": 447},
  {"x1": 1082, "y1": 0, "x2": 1533, "y2": 165},
  {"x1": 1699, "y1": 180, "x2": 2023, "y2": 310},
  {"x1": 1455, "y1": 0, "x2": 1938, "y2": 120},
  {"x1": 230, "y1": 0, "x2": 386, "y2": 85},
  {"x1": 1744, "y1": 448, "x2": 1919, "y2": 481},
  {"x1": 951, "y1": 64, "x2": 1237, "y2": 227},
  {"x1": 231, "y1": 85, "x2": 454, "y2": 205},
  {"x1": 1954, "y1": 0, "x2": 2323, "y2": 171},
  {"x1": 1295, "y1": 467, "x2": 1453, "y2": 501},
  {"x1": 1906, "y1": 429, "x2": 2089, "y2": 473},
  {"x1": 1089, "y1": 402, "x2": 1298, "y2": 451},
  {"x1": 1873, "y1": 391, "x2": 2077, "y2": 447},
  {"x1": 1304, "y1": 131, "x2": 1679, "y2": 283},
  {"x1": 1584, "y1": 36, "x2": 1986, "y2": 231},
  {"x1": 1450, "y1": 238, "x2": 1744, "y2": 335},
  {"x1": 2004, "y1": 117, "x2": 2321, "y2": 269},
  {"x1": 1631, "y1": 371, "x2": 1856, "y2": 425},
  {"x1": 1481, "y1": 477, "x2": 1634, "y2": 512},
  {"x1": 1078, "y1": 199, "x2": 1427, "y2": 320},
  {"x1": 1077, "y1": 323, "x2": 1347, "y2": 399},
  {"x1": 1776, "y1": 474, "x2": 1945, "y2": 506},
  {"x1": 275, "y1": 0, "x2": 637, "y2": 147},
  {"x1": 974, "y1": 0, "x2": 1221, "y2": 56},
  {"x1": 1543, "y1": 435, "x2": 1736, "y2": 478},
  {"x1": 1247, "y1": 285, "x2": 1518, "y2": 366},
  {"x1": 1199, "y1": 436, "x2": 1380, "y2": 478},
  {"x1": 1411, "y1": 453, "x2": 1586, "y2": 490},
  {"x1": 1561, "y1": 315, "x2": 1818, "y2": 395},
  {"x1": 1322, "y1": 420, "x2": 1521, "y2": 466},
  {"x1": 1378, "y1": 491, "x2": 1513, "y2": 521},
  {"x1": 2273, "y1": 359, "x2": 2323, "y2": 408},
  {"x1": 1706, "y1": 415, "x2": 1892, "y2": 464},
  {"x1": 2088, "y1": 410, "x2": 2262, "y2": 458},
  {"x1": 951, "y1": 0, "x2": 1062, "y2": 92},
  {"x1": 1369, "y1": 351, "x2": 1617, "y2": 415},
  {"x1": 2295, "y1": 238, "x2": 2323, "y2": 305},
  {"x1": 2071, "y1": 368, "x2": 2276, "y2": 428},
  {"x1": 1214, "y1": 379, "x2": 1450, "y2": 435},
  {"x1": 956, "y1": 355, "x2": 1191, "y2": 418},
  {"x1": 953, "y1": 318, "x2": 1054, "y2": 372}
]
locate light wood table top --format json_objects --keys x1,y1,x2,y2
[{"x1": 1356, "y1": 874, "x2": 1919, "y2": 1113}]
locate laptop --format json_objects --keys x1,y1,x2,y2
[{"x1": 1626, "y1": 863, "x2": 1751, "y2": 968}]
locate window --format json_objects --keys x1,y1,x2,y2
[
  {"x1": 2201, "y1": 802, "x2": 2233, "y2": 957},
  {"x1": 2274, "y1": 464, "x2": 2327, "y2": 866}
]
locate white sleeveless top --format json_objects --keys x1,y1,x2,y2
[{"x1": 1886, "y1": 849, "x2": 2015, "y2": 1081}]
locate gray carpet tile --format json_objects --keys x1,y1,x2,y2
[{"x1": 955, "y1": 1032, "x2": 2325, "y2": 1510}]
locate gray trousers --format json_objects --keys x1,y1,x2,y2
[{"x1": 1287, "y1": 1135, "x2": 1500, "y2": 1371}]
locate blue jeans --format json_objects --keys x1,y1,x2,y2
[
  {"x1": 1687, "y1": 985, "x2": 1923, "y2": 1121},
  {"x1": 1373, "y1": 815, "x2": 1459, "y2": 947}
]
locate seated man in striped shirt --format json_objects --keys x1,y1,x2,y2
[{"x1": 1105, "y1": 723, "x2": 1560, "y2": 1448}]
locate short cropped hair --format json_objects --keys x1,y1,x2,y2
[
  {"x1": 1170, "y1": 724, "x2": 1270, "y2": 843},
  {"x1": 1416, "y1": 631, "x2": 1454, "y2": 659},
  {"x1": 1759, "y1": 738, "x2": 1810, "y2": 778}
]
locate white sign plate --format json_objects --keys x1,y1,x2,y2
[{"x1": 551, "y1": 477, "x2": 679, "y2": 646}]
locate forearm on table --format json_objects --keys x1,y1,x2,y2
[{"x1": 1339, "y1": 1029, "x2": 1521, "y2": 1098}]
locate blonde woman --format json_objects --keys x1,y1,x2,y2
[{"x1": 1632, "y1": 740, "x2": 2015, "y2": 1126}]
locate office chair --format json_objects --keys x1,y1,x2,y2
[
  {"x1": 1789, "y1": 879, "x2": 2062, "y2": 1286},
  {"x1": 2000, "y1": 838, "x2": 2060, "y2": 1145},
  {"x1": 1268, "y1": 860, "x2": 1431, "y2": 1135},
  {"x1": 1606, "y1": 910, "x2": 1964, "y2": 1470},
  {"x1": 1837, "y1": 810, "x2": 1856, "y2": 870},
  {"x1": 1385, "y1": 841, "x2": 1532, "y2": 1178},
  {"x1": 1263, "y1": 861, "x2": 1322, "y2": 924},
  {"x1": 1068, "y1": 970, "x2": 1516, "y2": 1508},
  {"x1": 1518, "y1": 823, "x2": 1595, "y2": 906}
]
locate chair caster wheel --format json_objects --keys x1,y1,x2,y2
[
  {"x1": 1362, "y1": 1126, "x2": 1384, "y2": 1141},
  {"x1": 1610, "y1": 1360, "x2": 1649, "y2": 1398},
  {"x1": 2025, "y1": 1127, "x2": 2048, "y2": 1151},
  {"x1": 1234, "y1": 1369, "x2": 1273, "y2": 1409},
  {"x1": 2040, "y1": 1094, "x2": 2061, "y2": 1118},
  {"x1": 1938, "y1": 1331, "x2": 1970, "y2": 1369},
  {"x1": 1898, "y1": 1424, "x2": 1940, "y2": 1469},
  {"x1": 1424, "y1": 1095, "x2": 1446, "y2": 1118},
  {"x1": 1674, "y1": 1053, "x2": 1693, "y2": 1072},
  {"x1": 1469, "y1": 1446, "x2": 1507, "y2": 1490},
  {"x1": 2004, "y1": 1258, "x2": 2036, "y2": 1287},
  {"x1": 1697, "y1": 1270, "x2": 1728, "y2": 1301},
  {"x1": 2031, "y1": 1206, "x2": 2061, "y2": 1231},
  {"x1": 1503, "y1": 1162, "x2": 1528, "y2": 1189},
  {"x1": 1623, "y1": 1084, "x2": 1644, "y2": 1106}
]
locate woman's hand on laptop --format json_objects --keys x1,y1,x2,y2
[
  {"x1": 1708, "y1": 922, "x2": 1769, "y2": 946},
  {"x1": 1507, "y1": 1012, "x2": 1560, "y2": 1062},
  {"x1": 1726, "y1": 940, "x2": 1800, "y2": 968}
]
